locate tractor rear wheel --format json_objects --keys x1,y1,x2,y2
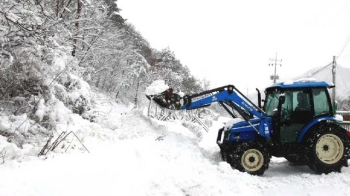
[
  {"x1": 231, "y1": 142, "x2": 270, "y2": 176},
  {"x1": 306, "y1": 125, "x2": 349, "y2": 174}
]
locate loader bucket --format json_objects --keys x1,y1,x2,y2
[{"x1": 146, "y1": 88, "x2": 182, "y2": 110}]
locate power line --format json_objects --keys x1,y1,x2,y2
[
  {"x1": 337, "y1": 34, "x2": 350, "y2": 59},
  {"x1": 308, "y1": 62, "x2": 332, "y2": 77},
  {"x1": 337, "y1": 64, "x2": 349, "y2": 90}
]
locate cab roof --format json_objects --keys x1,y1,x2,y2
[{"x1": 265, "y1": 78, "x2": 334, "y2": 90}]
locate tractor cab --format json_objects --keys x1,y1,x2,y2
[{"x1": 264, "y1": 80, "x2": 334, "y2": 146}]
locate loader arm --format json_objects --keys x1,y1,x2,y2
[
  {"x1": 181, "y1": 85, "x2": 265, "y2": 120},
  {"x1": 147, "y1": 84, "x2": 272, "y2": 138}
]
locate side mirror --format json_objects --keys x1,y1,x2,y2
[{"x1": 256, "y1": 88, "x2": 261, "y2": 108}]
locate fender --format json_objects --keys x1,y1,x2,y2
[{"x1": 297, "y1": 116, "x2": 339, "y2": 142}]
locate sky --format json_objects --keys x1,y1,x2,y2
[
  {"x1": 1, "y1": 85, "x2": 350, "y2": 196},
  {"x1": 118, "y1": 0, "x2": 350, "y2": 91}
]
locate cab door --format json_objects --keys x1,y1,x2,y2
[{"x1": 279, "y1": 89, "x2": 313, "y2": 143}]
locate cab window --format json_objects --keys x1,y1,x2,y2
[
  {"x1": 265, "y1": 91, "x2": 280, "y2": 116},
  {"x1": 312, "y1": 88, "x2": 331, "y2": 116}
]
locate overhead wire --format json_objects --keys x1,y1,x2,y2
[
  {"x1": 336, "y1": 33, "x2": 350, "y2": 91},
  {"x1": 308, "y1": 63, "x2": 332, "y2": 77},
  {"x1": 306, "y1": 3, "x2": 350, "y2": 100},
  {"x1": 337, "y1": 33, "x2": 350, "y2": 59},
  {"x1": 308, "y1": 32, "x2": 349, "y2": 78},
  {"x1": 337, "y1": 65, "x2": 348, "y2": 90}
]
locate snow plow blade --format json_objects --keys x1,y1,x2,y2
[{"x1": 146, "y1": 88, "x2": 182, "y2": 110}]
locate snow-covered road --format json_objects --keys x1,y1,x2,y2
[{"x1": 1, "y1": 93, "x2": 350, "y2": 196}]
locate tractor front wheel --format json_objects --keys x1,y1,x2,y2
[{"x1": 231, "y1": 142, "x2": 270, "y2": 176}]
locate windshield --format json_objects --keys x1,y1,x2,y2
[{"x1": 264, "y1": 90, "x2": 281, "y2": 116}]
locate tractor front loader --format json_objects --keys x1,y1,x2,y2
[{"x1": 146, "y1": 80, "x2": 350, "y2": 175}]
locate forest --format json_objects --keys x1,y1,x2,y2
[{"x1": 0, "y1": 0, "x2": 207, "y2": 128}]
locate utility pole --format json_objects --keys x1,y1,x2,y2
[
  {"x1": 268, "y1": 53, "x2": 282, "y2": 84},
  {"x1": 332, "y1": 56, "x2": 337, "y2": 112}
]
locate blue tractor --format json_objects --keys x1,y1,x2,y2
[{"x1": 147, "y1": 79, "x2": 350, "y2": 175}]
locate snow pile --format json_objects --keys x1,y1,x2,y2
[{"x1": 145, "y1": 80, "x2": 169, "y2": 95}]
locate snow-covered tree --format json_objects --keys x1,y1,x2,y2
[
  {"x1": 0, "y1": 0, "x2": 92, "y2": 142},
  {"x1": 0, "y1": 0, "x2": 206, "y2": 147}
]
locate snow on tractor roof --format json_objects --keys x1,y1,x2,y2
[{"x1": 266, "y1": 78, "x2": 333, "y2": 90}]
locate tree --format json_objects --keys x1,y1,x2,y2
[{"x1": 104, "y1": 0, "x2": 125, "y2": 26}]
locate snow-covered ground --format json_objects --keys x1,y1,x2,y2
[{"x1": 1, "y1": 90, "x2": 350, "y2": 196}]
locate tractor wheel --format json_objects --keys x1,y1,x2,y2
[
  {"x1": 220, "y1": 150, "x2": 232, "y2": 163},
  {"x1": 284, "y1": 154, "x2": 308, "y2": 166},
  {"x1": 306, "y1": 125, "x2": 349, "y2": 174},
  {"x1": 231, "y1": 142, "x2": 270, "y2": 176}
]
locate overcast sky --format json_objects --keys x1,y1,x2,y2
[{"x1": 118, "y1": 0, "x2": 350, "y2": 91}]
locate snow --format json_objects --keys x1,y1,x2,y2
[
  {"x1": 334, "y1": 114, "x2": 344, "y2": 122},
  {"x1": 7, "y1": 113, "x2": 30, "y2": 134},
  {"x1": 34, "y1": 99, "x2": 46, "y2": 122},
  {"x1": 282, "y1": 78, "x2": 319, "y2": 85},
  {"x1": 45, "y1": 100, "x2": 70, "y2": 123},
  {"x1": 283, "y1": 80, "x2": 294, "y2": 85},
  {"x1": 1, "y1": 91, "x2": 350, "y2": 196},
  {"x1": 145, "y1": 80, "x2": 169, "y2": 95},
  {"x1": 178, "y1": 91, "x2": 185, "y2": 97},
  {"x1": 0, "y1": 118, "x2": 11, "y2": 131},
  {"x1": 224, "y1": 118, "x2": 244, "y2": 129},
  {"x1": 67, "y1": 73, "x2": 91, "y2": 102},
  {"x1": 294, "y1": 78, "x2": 318, "y2": 82}
]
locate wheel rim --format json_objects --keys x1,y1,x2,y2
[
  {"x1": 241, "y1": 149, "x2": 264, "y2": 172},
  {"x1": 316, "y1": 134, "x2": 344, "y2": 164}
]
